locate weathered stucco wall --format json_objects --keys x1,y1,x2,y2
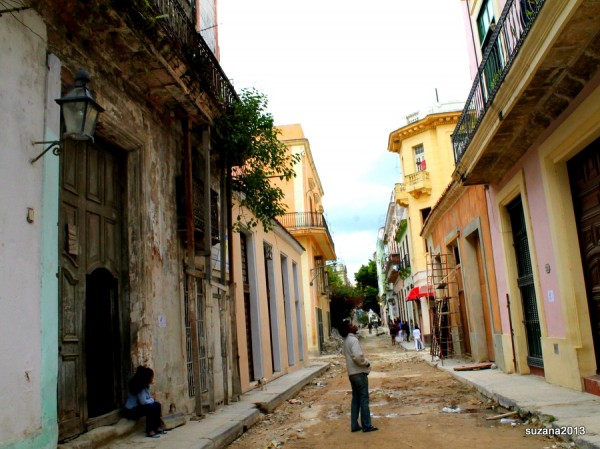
[{"x1": 0, "y1": 11, "x2": 59, "y2": 449}]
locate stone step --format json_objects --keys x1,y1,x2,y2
[{"x1": 583, "y1": 374, "x2": 600, "y2": 396}]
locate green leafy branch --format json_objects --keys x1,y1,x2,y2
[{"x1": 216, "y1": 88, "x2": 300, "y2": 231}]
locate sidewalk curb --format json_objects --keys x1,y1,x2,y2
[
  {"x1": 192, "y1": 362, "x2": 332, "y2": 449},
  {"x1": 421, "y1": 355, "x2": 600, "y2": 449},
  {"x1": 247, "y1": 362, "x2": 331, "y2": 413}
]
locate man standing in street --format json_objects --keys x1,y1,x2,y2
[{"x1": 340, "y1": 321, "x2": 378, "y2": 433}]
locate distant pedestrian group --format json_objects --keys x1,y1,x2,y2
[
  {"x1": 389, "y1": 319, "x2": 413, "y2": 346},
  {"x1": 387, "y1": 319, "x2": 425, "y2": 352}
]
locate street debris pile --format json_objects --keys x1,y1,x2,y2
[
  {"x1": 321, "y1": 328, "x2": 344, "y2": 354},
  {"x1": 227, "y1": 335, "x2": 580, "y2": 449}
]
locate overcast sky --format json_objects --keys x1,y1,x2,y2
[{"x1": 218, "y1": 0, "x2": 473, "y2": 281}]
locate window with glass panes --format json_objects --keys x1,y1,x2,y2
[{"x1": 414, "y1": 144, "x2": 426, "y2": 171}]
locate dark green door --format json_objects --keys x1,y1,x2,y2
[
  {"x1": 317, "y1": 308, "x2": 324, "y2": 354},
  {"x1": 507, "y1": 196, "x2": 543, "y2": 368}
]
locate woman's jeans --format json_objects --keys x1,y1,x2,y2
[
  {"x1": 349, "y1": 373, "x2": 372, "y2": 430},
  {"x1": 124, "y1": 402, "x2": 162, "y2": 434}
]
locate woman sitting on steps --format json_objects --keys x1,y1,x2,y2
[{"x1": 124, "y1": 366, "x2": 166, "y2": 438}]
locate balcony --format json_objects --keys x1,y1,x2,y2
[
  {"x1": 123, "y1": 0, "x2": 237, "y2": 110},
  {"x1": 394, "y1": 183, "x2": 409, "y2": 207},
  {"x1": 278, "y1": 212, "x2": 336, "y2": 260},
  {"x1": 388, "y1": 253, "x2": 401, "y2": 265},
  {"x1": 386, "y1": 253, "x2": 410, "y2": 284},
  {"x1": 47, "y1": 0, "x2": 238, "y2": 119},
  {"x1": 405, "y1": 171, "x2": 431, "y2": 198},
  {"x1": 451, "y1": 0, "x2": 600, "y2": 185},
  {"x1": 387, "y1": 267, "x2": 399, "y2": 284}
]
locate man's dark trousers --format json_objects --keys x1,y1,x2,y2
[{"x1": 349, "y1": 372, "x2": 372, "y2": 430}]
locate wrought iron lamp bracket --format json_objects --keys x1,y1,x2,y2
[{"x1": 30, "y1": 140, "x2": 62, "y2": 164}]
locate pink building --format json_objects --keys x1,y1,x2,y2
[{"x1": 451, "y1": 0, "x2": 600, "y2": 393}]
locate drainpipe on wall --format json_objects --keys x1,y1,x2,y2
[
  {"x1": 225, "y1": 150, "x2": 242, "y2": 401},
  {"x1": 219, "y1": 140, "x2": 229, "y2": 405},
  {"x1": 506, "y1": 293, "x2": 518, "y2": 372},
  {"x1": 183, "y1": 117, "x2": 203, "y2": 416},
  {"x1": 202, "y1": 127, "x2": 217, "y2": 412}
]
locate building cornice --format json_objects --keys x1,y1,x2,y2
[
  {"x1": 420, "y1": 179, "x2": 463, "y2": 237},
  {"x1": 281, "y1": 137, "x2": 325, "y2": 197},
  {"x1": 388, "y1": 111, "x2": 462, "y2": 153}
]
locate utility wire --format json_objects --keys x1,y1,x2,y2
[{"x1": 0, "y1": 0, "x2": 46, "y2": 42}]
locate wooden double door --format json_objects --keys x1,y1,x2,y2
[
  {"x1": 569, "y1": 138, "x2": 600, "y2": 373},
  {"x1": 58, "y1": 139, "x2": 128, "y2": 441}
]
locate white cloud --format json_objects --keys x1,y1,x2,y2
[
  {"x1": 332, "y1": 230, "x2": 380, "y2": 283},
  {"x1": 219, "y1": 0, "x2": 472, "y2": 279}
]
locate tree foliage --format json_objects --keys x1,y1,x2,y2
[
  {"x1": 354, "y1": 260, "x2": 380, "y2": 315},
  {"x1": 354, "y1": 260, "x2": 378, "y2": 289},
  {"x1": 325, "y1": 265, "x2": 358, "y2": 329},
  {"x1": 216, "y1": 88, "x2": 300, "y2": 231}
]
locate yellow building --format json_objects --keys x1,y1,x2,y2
[
  {"x1": 387, "y1": 103, "x2": 463, "y2": 340},
  {"x1": 231, "y1": 200, "x2": 309, "y2": 392},
  {"x1": 275, "y1": 124, "x2": 337, "y2": 355}
]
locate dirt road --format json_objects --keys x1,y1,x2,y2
[{"x1": 227, "y1": 330, "x2": 576, "y2": 449}]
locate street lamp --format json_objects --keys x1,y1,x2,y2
[
  {"x1": 309, "y1": 261, "x2": 338, "y2": 286},
  {"x1": 31, "y1": 69, "x2": 104, "y2": 164}
]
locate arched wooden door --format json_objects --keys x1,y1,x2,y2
[{"x1": 58, "y1": 139, "x2": 126, "y2": 440}]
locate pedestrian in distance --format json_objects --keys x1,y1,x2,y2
[
  {"x1": 390, "y1": 320, "x2": 400, "y2": 346},
  {"x1": 413, "y1": 325, "x2": 424, "y2": 351},
  {"x1": 398, "y1": 320, "x2": 405, "y2": 342},
  {"x1": 339, "y1": 321, "x2": 378, "y2": 433},
  {"x1": 368, "y1": 321, "x2": 373, "y2": 334},
  {"x1": 124, "y1": 366, "x2": 166, "y2": 438},
  {"x1": 402, "y1": 321, "x2": 410, "y2": 342}
]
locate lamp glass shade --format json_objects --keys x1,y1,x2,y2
[{"x1": 56, "y1": 73, "x2": 104, "y2": 141}]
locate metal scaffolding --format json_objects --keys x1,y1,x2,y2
[{"x1": 427, "y1": 253, "x2": 466, "y2": 364}]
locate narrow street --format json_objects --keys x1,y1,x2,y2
[{"x1": 227, "y1": 329, "x2": 572, "y2": 449}]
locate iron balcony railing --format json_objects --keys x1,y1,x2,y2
[
  {"x1": 278, "y1": 212, "x2": 334, "y2": 248},
  {"x1": 452, "y1": 0, "x2": 545, "y2": 164},
  {"x1": 127, "y1": 0, "x2": 238, "y2": 110}
]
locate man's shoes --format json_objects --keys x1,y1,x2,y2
[
  {"x1": 362, "y1": 426, "x2": 378, "y2": 433},
  {"x1": 351, "y1": 426, "x2": 362, "y2": 432}
]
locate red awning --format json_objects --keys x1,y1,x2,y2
[{"x1": 406, "y1": 285, "x2": 434, "y2": 301}]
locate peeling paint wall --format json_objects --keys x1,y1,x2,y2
[{"x1": 3, "y1": 1, "x2": 240, "y2": 444}]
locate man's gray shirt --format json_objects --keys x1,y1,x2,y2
[{"x1": 342, "y1": 332, "x2": 371, "y2": 376}]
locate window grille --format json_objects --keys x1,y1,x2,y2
[{"x1": 184, "y1": 274, "x2": 209, "y2": 397}]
